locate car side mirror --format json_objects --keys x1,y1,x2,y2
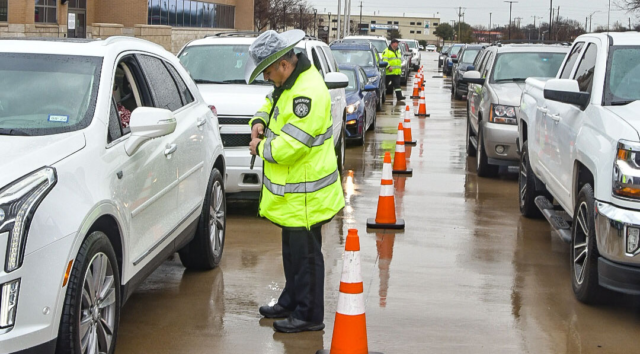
[
  {"x1": 125, "y1": 107, "x2": 177, "y2": 156},
  {"x1": 543, "y1": 79, "x2": 590, "y2": 110},
  {"x1": 325, "y1": 72, "x2": 349, "y2": 89},
  {"x1": 364, "y1": 84, "x2": 377, "y2": 91},
  {"x1": 379, "y1": 61, "x2": 388, "y2": 68},
  {"x1": 462, "y1": 71, "x2": 485, "y2": 85},
  {"x1": 466, "y1": 65, "x2": 475, "y2": 71}
]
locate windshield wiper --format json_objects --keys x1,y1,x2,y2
[
  {"x1": 610, "y1": 100, "x2": 637, "y2": 106},
  {"x1": 222, "y1": 79, "x2": 250, "y2": 84},
  {"x1": 194, "y1": 79, "x2": 228, "y2": 84},
  {"x1": 0, "y1": 128, "x2": 31, "y2": 136},
  {"x1": 495, "y1": 78, "x2": 528, "y2": 82}
]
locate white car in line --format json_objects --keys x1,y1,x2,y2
[
  {"x1": 399, "y1": 39, "x2": 421, "y2": 70},
  {"x1": 0, "y1": 37, "x2": 226, "y2": 353},
  {"x1": 426, "y1": 44, "x2": 437, "y2": 52},
  {"x1": 178, "y1": 32, "x2": 348, "y2": 200}
]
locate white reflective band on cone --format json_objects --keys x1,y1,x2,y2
[
  {"x1": 419, "y1": 99, "x2": 425, "y2": 104},
  {"x1": 379, "y1": 184, "x2": 394, "y2": 197},
  {"x1": 396, "y1": 144, "x2": 405, "y2": 153},
  {"x1": 382, "y1": 163, "x2": 393, "y2": 179},
  {"x1": 405, "y1": 109, "x2": 411, "y2": 120},
  {"x1": 336, "y1": 292, "x2": 366, "y2": 316},
  {"x1": 341, "y1": 251, "x2": 363, "y2": 283},
  {"x1": 403, "y1": 120, "x2": 410, "y2": 128},
  {"x1": 397, "y1": 129, "x2": 405, "y2": 142}
]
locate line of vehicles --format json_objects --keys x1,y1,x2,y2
[
  {"x1": 449, "y1": 33, "x2": 640, "y2": 304},
  {"x1": 0, "y1": 33, "x2": 424, "y2": 353}
]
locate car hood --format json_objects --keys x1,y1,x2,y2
[
  {"x1": 604, "y1": 101, "x2": 640, "y2": 138},
  {"x1": 0, "y1": 131, "x2": 86, "y2": 188},
  {"x1": 362, "y1": 66, "x2": 379, "y2": 78},
  {"x1": 346, "y1": 91, "x2": 360, "y2": 105},
  {"x1": 490, "y1": 82, "x2": 527, "y2": 106},
  {"x1": 197, "y1": 84, "x2": 273, "y2": 116}
]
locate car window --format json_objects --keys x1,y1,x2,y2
[
  {"x1": 573, "y1": 43, "x2": 597, "y2": 93},
  {"x1": 560, "y1": 42, "x2": 585, "y2": 79},
  {"x1": 165, "y1": 62, "x2": 195, "y2": 106},
  {"x1": 481, "y1": 52, "x2": 495, "y2": 78},
  {"x1": 477, "y1": 50, "x2": 492, "y2": 75},
  {"x1": 332, "y1": 49, "x2": 376, "y2": 67},
  {"x1": 311, "y1": 47, "x2": 326, "y2": 77},
  {"x1": 108, "y1": 100, "x2": 123, "y2": 143},
  {"x1": 473, "y1": 50, "x2": 486, "y2": 68},
  {"x1": 461, "y1": 49, "x2": 481, "y2": 64},
  {"x1": 450, "y1": 46, "x2": 463, "y2": 56},
  {"x1": 490, "y1": 52, "x2": 567, "y2": 83},
  {"x1": 111, "y1": 58, "x2": 148, "y2": 139},
  {"x1": 178, "y1": 44, "x2": 268, "y2": 85},
  {"x1": 605, "y1": 46, "x2": 640, "y2": 105},
  {"x1": 343, "y1": 69, "x2": 357, "y2": 92},
  {"x1": 358, "y1": 68, "x2": 366, "y2": 90},
  {"x1": 137, "y1": 54, "x2": 184, "y2": 112},
  {"x1": 321, "y1": 46, "x2": 337, "y2": 72}
]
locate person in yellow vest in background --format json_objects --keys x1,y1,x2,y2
[
  {"x1": 245, "y1": 30, "x2": 345, "y2": 333},
  {"x1": 382, "y1": 38, "x2": 406, "y2": 101}
]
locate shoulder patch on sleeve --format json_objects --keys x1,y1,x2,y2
[{"x1": 293, "y1": 96, "x2": 312, "y2": 118}]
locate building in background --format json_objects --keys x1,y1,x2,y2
[
  {"x1": 317, "y1": 13, "x2": 440, "y2": 44},
  {"x1": 0, "y1": 0, "x2": 253, "y2": 53}
]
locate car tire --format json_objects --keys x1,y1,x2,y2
[
  {"x1": 57, "y1": 231, "x2": 120, "y2": 354},
  {"x1": 179, "y1": 168, "x2": 226, "y2": 270},
  {"x1": 454, "y1": 84, "x2": 463, "y2": 100},
  {"x1": 381, "y1": 83, "x2": 386, "y2": 104},
  {"x1": 519, "y1": 141, "x2": 545, "y2": 218},
  {"x1": 476, "y1": 126, "x2": 499, "y2": 177},
  {"x1": 377, "y1": 88, "x2": 383, "y2": 111},
  {"x1": 466, "y1": 118, "x2": 477, "y2": 157},
  {"x1": 336, "y1": 124, "x2": 346, "y2": 175},
  {"x1": 368, "y1": 109, "x2": 377, "y2": 132},
  {"x1": 571, "y1": 184, "x2": 602, "y2": 304},
  {"x1": 357, "y1": 114, "x2": 366, "y2": 146}
]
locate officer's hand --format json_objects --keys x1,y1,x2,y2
[
  {"x1": 251, "y1": 123, "x2": 265, "y2": 140},
  {"x1": 249, "y1": 138, "x2": 262, "y2": 156}
]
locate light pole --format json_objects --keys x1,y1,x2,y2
[
  {"x1": 504, "y1": 1, "x2": 518, "y2": 40},
  {"x1": 489, "y1": 13, "x2": 492, "y2": 43},
  {"x1": 589, "y1": 11, "x2": 599, "y2": 32}
]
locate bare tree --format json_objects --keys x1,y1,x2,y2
[{"x1": 254, "y1": 0, "x2": 317, "y2": 33}]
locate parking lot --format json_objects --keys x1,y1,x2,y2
[{"x1": 111, "y1": 51, "x2": 640, "y2": 353}]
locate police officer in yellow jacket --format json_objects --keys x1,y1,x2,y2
[
  {"x1": 245, "y1": 30, "x2": 345, "y2": 333},
  {"x1": 382, "y1": 38, "x2": 406, "y2": 101}
]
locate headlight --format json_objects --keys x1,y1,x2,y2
[
  {"x1": 346, "y1": 101, "x2": 361, "y2": 114},
  {"x1": 490, "y1": 104, "x2": 517, "y2": 125},
  {"x1": 1, "y1": 167, "x2": 57, "y2": 272},
  {"x1": 613, "y1": 140, "x2": 640, "y2": 199}
]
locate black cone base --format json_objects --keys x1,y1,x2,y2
[
  {"x1": 366, "y1": 218, "x2": 405, "y2": 230},
  {"x1": 405, "y1": 140, "x2": 417, "y2": 145},
  {"x1": 392, "y1": 168, "x2": 413, "y2": 176},
  {"x1": 410, "y1": 95, "x2": 420, "y2": 99},
  {"x1": 416, "y1": 113, "x2": 430, "y2": 117}
]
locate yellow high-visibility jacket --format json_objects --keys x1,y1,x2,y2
[
  {"x1": 249, "y1": 53, "x2": 345, "y2": 229},
  {"x1": 382, "y1": 47, "x2": 402, "y2": 76}
]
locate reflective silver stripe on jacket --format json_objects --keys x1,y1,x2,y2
[
  {"x1": 281, "y1": 124, "x2": 332, "y2": 148},
  {"x1": 265, "y1": 127, "x2": 278, "y2": 138},
  {"x1": 266, "y1": 92, "x2": 273, "y2": 104},
  {"x1": 254, "y1": 111, "x2": 269, "y2": 122},
  {"x1": 263, "y1": 169, "x2": 339, "y2": 197},
  {"x1": 263, "y1": 138, "x2": 276, "y2": 163}
]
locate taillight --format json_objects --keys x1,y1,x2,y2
[
  {"x1": 209, "y1": 105, "x2": 217, "y2": 116},
  {"x1": 451, "y1": 54, "x2": 457, "y2": 59}
]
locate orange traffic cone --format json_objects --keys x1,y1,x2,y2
[
  {"x1": 366, "y1": 153, "x2": 405, "y2": 229},
  {"x1": 415, "y1": 89, "x2": 430, "y2": 117},
  {"x1": 316, "y1": 230, "x2": 384, "y2": 354},
  {"x1": 392, "y1": 123, "x2": 413, "y2": 176},
  {"x1": 410, "y1": 75, "x2": 420, "y2": 99},
  {"x1": 403, "y1": 105, "x2": 416, "y2": 145}
]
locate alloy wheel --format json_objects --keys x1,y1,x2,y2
[
  {"x1": 519, "y1": 151, "x2": 528, "y2": 208},
  {"x1": 573, "y1": 202, "x2": 590, "y2": 285},
  {"x1": 210, "y1": 180, "x2": 225, "y2": 257},
  {"x1": 80, "y1": 253, "x2": 116, "y2": 354}
]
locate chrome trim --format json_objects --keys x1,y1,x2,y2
[
  {"x1": 0, "y1": 326, "x2": 13, "y2": 334},
  {"x1": 133, "y1": 205, "x2": 200, "y2": 266},
  {"x1": 596, "y1": 201, "x2": 640, "y2": 263}
]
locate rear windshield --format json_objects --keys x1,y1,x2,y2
[
  {"x1": 490, "y1": 52, "x2": 567, "y2": 83},
  {"x1": 0, "y1": 53, "x2": 102, "y2": 136},
  {"x1": 179, "y1": 44, "x2": 268, "y2": 85},
  {"x1": 605, "y1": 46, "x2": 640, "y2": 105},
  {"x1": 332, "y1": 49, "x2": 376, "y2": 68},
  {"x1": 461, "y1": 49, "x2": 481, "y2": 63}
]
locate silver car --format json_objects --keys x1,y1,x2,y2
[{"x1": 462, "y1": 44, "x2": 569, "y2": 177}]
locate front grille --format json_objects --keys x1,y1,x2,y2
[
  {"x1": 221, "y1": 133, "x2": 252, "y2": 147},
  {"x1": 218, "y1": 116, "x2": 252, "y2": 125}
]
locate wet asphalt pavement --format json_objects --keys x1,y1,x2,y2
[{"x1": 116, "y1": 52, "x2": 640, "y2": 354}]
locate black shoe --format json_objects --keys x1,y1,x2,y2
[
  {"x1": 259, "y1": 304, "x2": 292, "y2": 319},
  {"x1": 273, "y1": 317, "x2": 325, "y2": 333},
  {"x1": 397, "y1": 95, "x2": 406, "y2": 101}
]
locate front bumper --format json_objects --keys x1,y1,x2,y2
[
  {"x1": 345, "y1": 112, "x2": 364, "y2": 139},
  {"x1": 0, "y1": 232, "x2": 76, "y2": 354},
  {"x1": 223, "y1": 147, "x2": 263, "y2": 195},
  {"x1": 482, "y1": 121, "x2": 519, "y2": 164}
]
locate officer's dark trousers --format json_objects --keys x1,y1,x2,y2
[
  {"x1": 387, "y1": 75, "x2": 403, "y2": 99},
  {"x1": 277, "y1": 227, "x2": 324, "y2": 324}
]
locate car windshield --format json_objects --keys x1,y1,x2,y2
[
  {"x1": 442, "y1": 46, "x2": 451, "y2": 54},
  {"x1": 178, "y1": 44, "x2": 268, "y2": 84},
  {"x1": 342, "y1": 69, "x2": 358, "y2": 92},
  {"x1": 0, "y1": 53, "x2": 102, "y2": 136},
  {"x1": 332, "y1": 49, "x2": 376, "y2": 68},
  {"x1": 491, "y1": 52, "x2": 566, "y2": 83},
  {"x1": 404, "y1": 41, "x2": 417, "y2": 49},
  {"x1": 461, "y1": 49, "x2": 481, "y2": 63},
  {"x1": 605, "y1": 46, "x2": 640, "y2": 105},
  {"x1": 450, "y1": 46, "x2": 463, "y2": 56},
  {"x1": 345, "y1": 39, "x2": 387, "y2": 53}
]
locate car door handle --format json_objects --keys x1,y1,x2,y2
[
  {"x1": 549, "y1": 113, "x2": 561, "y2": 122},
  {"x1": 164, "y1": 143, "x2": 178, "y2": 156},
  {"x1": 536, "y1": 106, "x2": 549, "y2": 115},
  {"x1": 197, "y1": 117, "x2": 207, "y2": 127}
]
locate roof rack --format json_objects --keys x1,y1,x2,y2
[
  {"x1": 205, "y1": 31, "x2": 263, "y2": 38},
  {"x1": 493, "y1": 39, "x2": 572, "y2": 46}
]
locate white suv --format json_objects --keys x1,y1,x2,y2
[
  {"x1": 178, "y1": 32, "x2": 347, "y2": 200},
  {"x1": 399, "y1": 39, "x2": 421, "y2": 70},
  {"x1": 0, "y1": 37, "x2": 226, "y2": 353}
]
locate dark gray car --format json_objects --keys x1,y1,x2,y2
[{"x1": 451, "y1": 45, "x2": 485, "y2": 100}]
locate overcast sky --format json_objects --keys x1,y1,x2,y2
[{"x1": 309, "y1": 0, "x2": 638, "y2": 29}]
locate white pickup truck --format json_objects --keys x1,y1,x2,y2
[{"x1": 518, "y1": 32, "x2": 640, "y2": 303}]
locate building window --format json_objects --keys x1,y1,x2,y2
[
  {"x1": 332, "y1": 19, "x2": 337, "y2": 22},
  {"x1": 0, "y1": 0, "x2": 7, "y2": 22},
  {"x1": 387, "y1": 21, "x2": 391, "y2": 24},
  {"x1": 35, "y1": 0, "x2": 57, "y2": 23},
  {"x1": 417, "y1": 30, "x2": 421, "y2": 34},
  {"x1": 370, "y1": 20, "x2": 376, "y2": 24},
  {"x1": 393, "y1": 21, "x2": 398, "y2": 24},
  {"x1": 370, "y1": 29, "x2": 375, "y2": 32},
  {"x1": 410, "y1": 30, "x2": 415, "y2": 34},
  {"x1": 433, "y1": 22, "x2": 438, "y2": 26},
  {"x1": 147, "y1": 0, "x2": 235, "y2": 28},
  {"x1": 410, "y1": 22, "x2": 415, "y2": 25},
  {"x1": 416, "y1": 22, "x2": 422, "y2": 25}
]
